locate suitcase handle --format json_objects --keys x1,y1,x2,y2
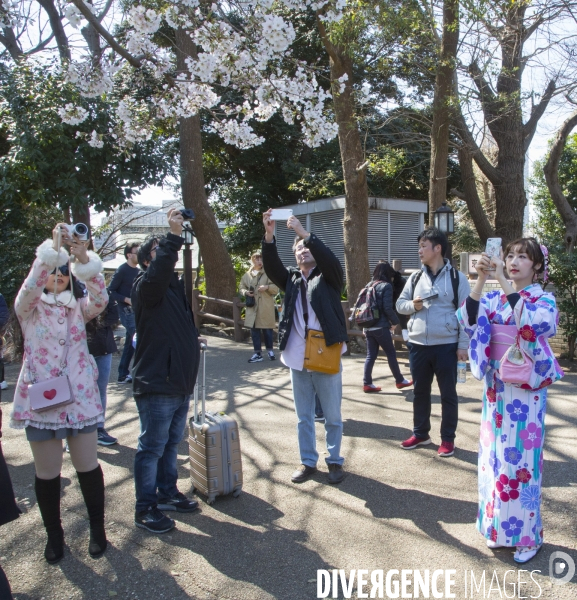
[{"x1": 193, "y1": 344, "x2": 207, "y2": 424}]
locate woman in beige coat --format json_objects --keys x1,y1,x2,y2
[{"x1": 239, "y1": 250, "x2": 279, "y2": 363}]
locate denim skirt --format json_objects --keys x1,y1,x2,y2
[{"x1": 25, "y1": 423, "x2": 98, "y2": 442}]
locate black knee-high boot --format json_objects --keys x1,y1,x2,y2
[
  {"x1": 34, "y1": 475, "x2": 64, "y2": 564},
  {"x1": 76, "y1": 465, "x2": 107, "y2": 557}
]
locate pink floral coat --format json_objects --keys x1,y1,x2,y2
[{"x1": 10, "y1": 240, "x2": 108, "y2": 430}]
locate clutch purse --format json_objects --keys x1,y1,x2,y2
[
  {"x1": 28, "y1": 376, "x2": 74, "y2": 412},
  {"x1": 303, "y1": 329, "x2": 342, "y2": 375},
  {"x1": 497, "y1": 304, "x2": 534, "y2": 384}
]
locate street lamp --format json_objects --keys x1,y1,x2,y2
[
  {"x1": 433, "y1": 202, "x2": 455, "y2": 234},
  {"x1": 433, "y1": 202, "x2": 455, "y2": 262}
]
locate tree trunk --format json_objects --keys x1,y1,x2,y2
[
  {"x1": 543, "y1": 110, "x2": 577, "y2": 251},
  {"x1": 329, "y1": 51, "x2": 370, "y2": 303},
  {"x1": 454, "y1": 146, "x2": 494, "y2": 243},
  {"x1": 429, "y1": 0, "x2": 459, "y2": 215},
  {"x1": 175, "y1": 28, "x2": 236, "y2": 312}
]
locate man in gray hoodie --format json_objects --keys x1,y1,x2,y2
[{"x1": 396, "y1": 228, "x2": 470, "y2": 457}]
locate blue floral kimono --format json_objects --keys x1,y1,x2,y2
[{"x1": 457, "y1": 284, "x2": 563, "y2": 547}]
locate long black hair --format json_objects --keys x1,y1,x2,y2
[{"x1": 372, "y1": 261, "x2": 396, "y2": 284}]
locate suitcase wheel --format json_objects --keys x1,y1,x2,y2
[
  {"x1": 207, "y1": 494, "x2": 216, "y2": 505},
  {"x1": 233, "y1": 487, "x2": 242, "y2": 498}
]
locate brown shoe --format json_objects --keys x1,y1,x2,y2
[{"x1": 291, "y1": 464, "x2": 317, "y2": 483}]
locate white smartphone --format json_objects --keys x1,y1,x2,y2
[
  {"x1": 485, "y1": 237, "x2": 502, "y2": 271},
  {"x1": 269, "y1": 208, "x2": 293, "y2": 220}
]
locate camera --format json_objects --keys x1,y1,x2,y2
[
  {"x1": 63, "y1": 223, "x2": 89, "y2": 241},
  {"x1": 179, "y1": 208, "x2": 195, "y2": 221}
]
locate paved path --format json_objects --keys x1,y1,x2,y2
[{"x1": 1, "y1": 336, "x2": 576, "y2": 599}]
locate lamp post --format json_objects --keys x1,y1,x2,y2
[
  {"x1": 433, "y1": 202, "x2": 455, "y2": 261},
  {"x1": 182, "y1": 224, "x2": 195, "y2": 306}
]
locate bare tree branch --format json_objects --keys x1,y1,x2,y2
[
  {"x1": 455, "y1": 145, "x2": 495, "y2": 243},
  {"x1": 35, "y1": 0, "x2": 71, "y2": 61},
  {"x1": 71, "y1": 0, "x2": 142, "y2": 68},
  {"x1": 0, "y1": 27, "x2": 23, "y2": 59},
  {"x1": 523, "y1": 79, "x2": 556, "y2": 151},
  {"x1": 543, "y1": 110, "x2": 577, "y2": 251}
]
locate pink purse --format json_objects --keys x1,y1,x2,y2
[
  {"x1": 497, "y1": 304, "x2": 534, "y2": 384},
  {"x1": 29, "y1": 375, "x2": 74, "y2": 412},
  {"x1": 28, "y1": 308, "x2": 75, "y2": 413}
]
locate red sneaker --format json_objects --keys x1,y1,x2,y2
[
  {"x1": 401, "y1": 435, "x2": 432, "y2": 449},
  {"x1": 437, "y1": 441, "x2": 455, "y2": 457},
  {"x1": 363, "y1": 385, "x2": 381, "y2": 393},
  {"x1": 396, "y1": 379, "x2": 413, "y2": 389}
]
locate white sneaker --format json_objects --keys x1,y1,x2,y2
[
  {"x1": 513, "y1": 544, "x2": 542, "y2": 563},
  {"x1": 0, "y1": 381, "x2": 7, "y2": 390},
  {"x1": 248, "y1": 353, "x2": 263, "y2": 363}
]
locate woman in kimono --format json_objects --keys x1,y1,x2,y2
[
  {"x1": 457, "y1": 238, "x2": 563, "y2": 564},
  {"x1": 9, "y1": 224, "x2": 108, "y2": 564}
]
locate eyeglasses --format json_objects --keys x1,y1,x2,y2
[{"x1": 51, "y1": 265, "x2": 70, "y2": 276}]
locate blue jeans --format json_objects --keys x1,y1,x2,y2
[
  {"x1": 118, "y1": 307, "x2": 135, "y2": 379},
  {"x1": 250, "y1": 327, "x2": 273, "y2": 353},
  {"x1": 94, "y1": 353, "x2": 112, "y2": 429},
  {"x1": 364, "y1": 327, "x2": 404, "y2": 385},
  {"x1": 134, "y1": 394, "x2": 190, "y2": 512},
  {"x1": 408, "y1": 342, "x2": 458, "y2": 442},
  {"x1": 290, "y1": 368, "x2": 344, "y2": 467}
]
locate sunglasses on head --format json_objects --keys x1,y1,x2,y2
[{"x1": 51, "y1": 264, "x2": 70, "y2": 276}]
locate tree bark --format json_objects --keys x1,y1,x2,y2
[
  {"x1": 454, "y1": 4, "x2": 555, "y2": 247},
  {"x1": 543, "y1": 110, "x2": 577, "y2": 251},
  {"x1": 429, "y1": 0, "x2": 459, "y2": 215},
  {"x1": 317, "y1": 20, "x2": 370, "y2": 304},
  {"x1": 175, "y1": 28, "x2": 236, "y2": 311},
  {"x1": 453, "y1": 146, "x2": 494, "y2": 243}
]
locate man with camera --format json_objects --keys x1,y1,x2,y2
[
  {"x1": 396, "y1": 228, "x2": 470, "y2": 458},
  {"x1": 109, "y1": 241, "x2": 140, "y2": 384},
  {"x1": 131, "y1": 208, "x2": 202, "y2": 533},
  {"x1": 261, "y1": 209, "x2": 348, "y2": 485}
]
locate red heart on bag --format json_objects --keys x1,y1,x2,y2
[{"x1": 43, "y1": 389, "x2": 57, "y2": 400}]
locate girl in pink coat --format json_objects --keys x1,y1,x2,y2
[{"x1": 10, "y1": 223, "x2": 108, "y2": 564}]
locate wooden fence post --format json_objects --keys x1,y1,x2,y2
[
  {"x1": 460, "y1": 252, "x2": 469, "y2": 276},
  {"x1": 192, "y1": 289, "x2": 202, "y2": 327},
  {"x1": 233, "y1": 297, "x2": 244, "y2": 343}
]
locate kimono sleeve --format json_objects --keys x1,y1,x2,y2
[
  {"x1": 514, "y1": 293, "x2": 563, "y2": 390},
  {"x1": 456, "y1": 291, "x2": 501, "y2": 381}
]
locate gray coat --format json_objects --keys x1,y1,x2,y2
[{"x1": 396, "y1": 259, "x2": 470, "y2": 349}]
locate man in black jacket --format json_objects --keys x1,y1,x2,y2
[
  {"x1": 109, "y1": 241, "x2": 140, "y2": 383},
  {"x1": 131, "y1": 209, "x2": 201, "y2": 534},
  {"x1": 262, "y1": 209, "x2": 348, "y2": 485}
]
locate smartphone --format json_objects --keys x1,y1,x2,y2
[
  {"x1": 485, "y1": 237, "x2": 502, "y2": 271},
  {"x1": 269, "y1": 208, "x2": 293, "y2": 220},
  {"x1": 420, "y1": 293, "x2": 439, "y2": 301}
]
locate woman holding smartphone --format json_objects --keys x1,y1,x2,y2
[
  {"x1": 456, "y1": 238, "x2": 563, "y2": 563},
  {"x1": 9, "y1": 224, "x2": 108, "y2": 564}
]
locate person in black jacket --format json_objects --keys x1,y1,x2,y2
[
  {"x1": 362, "y1": 262, "x2": 412, "y2": 393},
  {"x1": 262, "y1": 209, "x2": 348, "y2": 485},
  {"x1": 0, "y1": 407, "x2": 20, "y2": 600},
  {"x1": 131, "y1": 209, "x2": 201, "y2": 534},
  {"x1": 86, "y1": 298, "x2": 120, "y2": 445},
  {"x1": 109, "y1": 242, "x2": 140, "y2": 384},
  {"x1": 0, "y1": 293, "x2": 9, "y2": 390}
]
